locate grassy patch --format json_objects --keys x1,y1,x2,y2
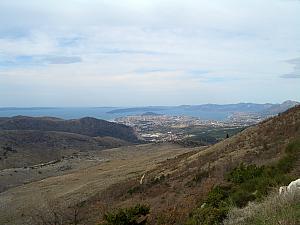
[{"x1": 224, "y1": 192, "x2": 300, "y2": 225}]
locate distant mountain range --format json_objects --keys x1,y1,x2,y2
[
  {"x1": 0, "y1": 101, "x2": 298, "y2": 121},
  {"x1": 108, "y1": 100, "x2": 299, "y2": 120}
]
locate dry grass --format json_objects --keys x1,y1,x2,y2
[
  {"x1": 224, "y1": 191, "x2": 300, "y2": 225},
  {"x1": 2, "y1": 106, "x2": 300, "y2": 225},
  {"x1": 88, "y1": 109, "x2": 300, "y2": 225},
  {"x1": 0, "y1": 143, "x2": 192, "y2": 225},
  {"x1": 95, "y1": 106, "x2": 300, "y2": 225}
]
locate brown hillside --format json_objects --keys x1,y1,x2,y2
[
  {"x1": 86, "y1": 105, "x2": 300, "y2": 225},
  {"x1": 0, "y1": 116, "x2": 139, "y2": 143},
  {"x1": 0, "y1": 130, "x2": 131, "y2": 170}
]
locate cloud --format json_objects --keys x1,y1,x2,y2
[
  {"x1": 188, "y1": 70, "x2": 211, "y2": 75},
  {"x1": 135, "y1": 68, "x2": 176, "y2": 74},
  {"x1": 0, "y1": 0, "x2": 300, "y2": 106},
  {"x1": 41, "y1": 56, "x2": 82, "y2": 64},
  {"x1": 0, "y1": 55, "x2": 82, "y2": 69},
  {"x1": 280, "y1": 74, "x2": 300, "y2": 78},
  {"x1": 281, "y1": 57, "x2": 300, "y2": 79}
]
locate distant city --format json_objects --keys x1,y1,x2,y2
[{"x1": 1, "y1": 101, "x2": 298, "y2": 144}]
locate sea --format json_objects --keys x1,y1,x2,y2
[{"x1": 0, "y1": 107, "x2": 230, "y2": 121}]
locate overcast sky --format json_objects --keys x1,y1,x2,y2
[{"x1": 0, "y1": 0, "x2": 299, "y2": 106}]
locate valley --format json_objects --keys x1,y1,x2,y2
[
  {"x1": 115, "y1": 114, "x2": 245, "y2": 144},
  {"x1": 0, "y1": 103, "x2": 299, "y2": 225},
  {"x1": 1, "y1": 1, "x2": 299, "y2": 224}
]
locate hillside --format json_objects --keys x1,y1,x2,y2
[
  {"x1": 0, "y1": 116, "x2": 139, "y2": 143},
  {"x1": 0, "y1": 143, "x2": 194, "y2": 225},
  {"x1": 0, "y1": 130, "x2": 130, "y2": 170},
  {"x1": 0, "y1": 106, "x2": 299, "y2": 225},
  {"x1": 85, "y1": 105, "x2": 300, "y2": 225},
  {"x1": 0, "y1": 116, "x2": 139, "y2": 170}
]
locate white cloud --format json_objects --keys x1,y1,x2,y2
[{"x1": 0, "y1": 0, "x2": 299, "y2": 106}]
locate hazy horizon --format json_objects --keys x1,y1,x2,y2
[
  {"x1": 0, "y1": 99, "x2": 298, "y2": 108},
  {"x1": 1, "y1": 0, "x2": 299, "y2": 106}
]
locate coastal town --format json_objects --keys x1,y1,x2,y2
[{"x1": 114, "y1": 113, "x2": 259, "y2": 143}]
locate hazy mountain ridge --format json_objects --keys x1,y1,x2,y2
[{"x1": 107, "y1": 101, "x2": 299, "y2": 119}]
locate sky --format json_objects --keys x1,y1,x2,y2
[{"x1": 0, "y1": 0, "x2": 300, "y2": 107}]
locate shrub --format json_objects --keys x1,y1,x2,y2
[
  {"x1": 227, "y1": 164, "x2": 264, "y2": 184},
  {"x1": 102, "y1": 204, "x2": 150, "y2": 225},
  {"x1": 127, "y1": 186, "x2": 142, "y2": 195},
  {"x1": 206, "y1": 186, "x2": 231, "y2": 208},
  {"x1": 276, "y1": 139, "x2": 300, "y2": 173},
  {"x1": 229, "y1": 189, "x2": 256, "y2": 207},
  {"x1": 193, "y1": 170, "x2": 209, "y2": 183}
]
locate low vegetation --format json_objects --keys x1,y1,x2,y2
[
  {"x1": 184, "y1": 126, "x2": 246, "y2": 144},
  {"x1": 101, "y1": 204, "x2": 150, "y2": 225},
  {"x1": 127, "y1": 174, "x2": 168, "y2": 195},
  {"x1": 186, "y1": 139, "x2": 300, "y2": 225},
  {"x1": 224, "y1": 192, "x2": 300, "y2": 225}
]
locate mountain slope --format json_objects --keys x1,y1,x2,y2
[
  {"x1": 0, "y1": 116, "x2": 139, "y2": 143},
  {"x1": 0, "y1": 116, "x2": 138, "y2": 169},
  {"x1": 1, "y1": 106, "x2": 299, "y2": 225},
  {"x1": 261, "y1": 100, "x2": 299, "y2": 116},
  {"x1": 87, "y1": 105, "x2": 300, "y2": 225},
  {"x1": 0, "y1": 130, "x2": 131, "y2": 169}
]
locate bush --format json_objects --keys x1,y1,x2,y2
[
  {"x1": 206, "y1": 186, "x2": 231, "y2": 208},
  {"x1": 227, "y1": 164, "x2": 264, "y2": 184},
  {"x1": 127, "y1": 186, "x2": 142, "y2": 195},
  {"x1": 276, "y1": 139, "x2": 300, "y2": 173},
  {"x1": 229, "y1": 189, "x2": 256, "y2": 208},
  {"x1": 102, "y1": 204, "x2": 150, "y2": 225}
]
